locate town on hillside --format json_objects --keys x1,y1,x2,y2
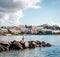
[{"x1": 0, "y1": 24, "x2": 60, "y2": 36}]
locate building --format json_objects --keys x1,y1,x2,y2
[
  {"x1": 0, "y1": 29, "x2": 8, "y2": 35},
  {"x1": 9, "y1": 28, "x2": 21, "y2": 34}
]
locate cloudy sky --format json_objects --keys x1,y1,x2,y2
[{"x1": 0, "y1": 0, "x2": 60, "y2": 26}]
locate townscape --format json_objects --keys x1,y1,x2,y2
[{"x1": 0, "y1": 24, "x2": 60, "y2": 35}]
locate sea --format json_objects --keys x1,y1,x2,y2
[{"x1": 0, "y1": 35, "x2": 60, "y2": 57}]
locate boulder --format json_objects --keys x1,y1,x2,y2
[
  {"x1": 0, "y1": 45, "x2": 5, "y2": 52},
  {"x1": 0, "y1": 41, "x2": 10, "y2": 47},
  {"x1": 28, "y1": 41, "x2": 36, "y2": 48},
  {"x1": 25, "y1": 42, "x2": 29, "y2": 48},
  {"x1": 36, "y1": 41, "x2": 41, "y2": 47},
  {"x1": 32, "y1": 41, "x2": 37, "y2": 47},
  {"x1": 15, "y1": 41, "x2": 23, "y2": 49},
  {"x1": 20, "y1": 42, "x2": 25, "y2": 49},
  {"x1": 46, "y1": 43, "x2": 51, "y2": 47},
  {"x1": 41, "y1": 41, "x2": 46, "y2": 47},
  {"x1": 9, "y1": 41, "x2": 23, "y2": 50},
  {"x1": 3, "y1": 46, "x2": 9, "y2": 51},
  {"x1": 0, "y1": 40, "x2": 52, "y2": 52}
]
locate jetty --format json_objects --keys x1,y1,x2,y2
[{"x1": 0, "y1": 40, "x2": 51, "y2": 52}]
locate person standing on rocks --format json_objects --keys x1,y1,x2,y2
[{"x1": 20, "y1": 36, "x2": 24, "y2": 43}]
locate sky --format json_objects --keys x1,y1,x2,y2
[{"x1": 0, "y1": 0, "x2": 60, "y2": 26}]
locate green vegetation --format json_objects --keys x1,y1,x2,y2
[
  {"x1": 37, "y1": 31, "x2": 52, "y2": 35},
  {"x1": 25, "y1": 25, "x2": 32, "y2": 28}
]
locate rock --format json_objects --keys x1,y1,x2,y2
[
  {"x1": 0, "y1": 40, "x2": 52, "y2": 52},
  {"x1": 41, "y1": 41, "x2": 46, "y2": 47},
  {"x1": 0, "y1": 41, "x2": 10, "y2": 51},
  {"x1": 3, "y1": 46, "x2": 9, "y2": 51},
  {"x1": 9, "y1": 41, "x2": 23, "y2": 50},
  {"x1": 15, "y1": 41, "x2": 23, "y2": 49},
  {"x1": 20, "y1": 42, "x2": 25, "y2": 49},
  {"x1": 0, "y1": 41, "x2": 10, "y2": 47},
  {"x1": 28, "y1": 41, "x2": 32, "y2": 48},
  {"x1": 0, "y1": 45, "x2": 5, "y2": 52},
  {"x1": 46, "y1": 43, "x2": 51, "y2": 47},
  {"x1": 36, "y1": 45, "x2": 40, "y2": 47},
  {"x1": 28, "y1": 41, "x2": 36, "y2": 48},
  {"x1": 32, "y1": 41, "x2": 37, "y2": 47},
  {"x1": 36, "y1": 41, "x2": 41, "y2": 47},
  {"x1": 25, "y1": 42, "x2": 29, "y2": 48}
]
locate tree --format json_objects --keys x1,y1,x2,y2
[
  {"x1": 44, "y1": 31, "x2": 52, "y2": 35},
  {"x1": 8, "y1": 29, "x2": 13, "y2": 34},
  {"x1": 25, "y1": 25, "x2": 32, "y2": 28},
  {"x1": 37, "y1": 31, "x2": 44, "y2": 35}
]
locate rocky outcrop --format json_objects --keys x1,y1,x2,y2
[
  {"x1": 25, "y1": 42, "x2": 29, "y2": 48},
  {"x1": 0, "y1": 41, "x2": 10, "y2": 51},
  {"x1": 46, "y1": 43, "x2": 51, "y2": 47},
  {"x1": 0, "y1": 40, "x2": 52, "y2": 52},
  {"x1": 0, "y1": 45, "x2": 5, "y2": 52},
  {"x1": 9, "y1": 41, "x2": 23, "y2": 50},
  {"x1": 0, "y1": 41, "x2": 10, "y2": 46}
]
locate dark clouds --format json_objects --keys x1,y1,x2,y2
[{"x1": 0, "y1": 0, "x2": 41, "y2": 25}]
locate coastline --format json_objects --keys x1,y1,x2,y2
[{"x1": 0, "y1": 34, "x2": 60, "y2": 36}]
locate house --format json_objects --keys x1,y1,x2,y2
[
  {"x1": 31, "y1": 26, "x2": 38, "y2": 34},
  {"x1": 52, "y1": 30, "x2": 60, "y2": 34},
  {"x1": 0, "y1": 29, "x2": 8, "y2": 35},
  {"x1": 9, "y1": 28, "x2": 21, "y2": 34}
]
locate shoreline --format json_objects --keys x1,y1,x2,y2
[{"x1": 0, "y1": 34, "x2": 60, "y2": 36}]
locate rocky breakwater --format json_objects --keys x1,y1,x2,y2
[{"x1": 0, "y1": 40, "x2": 51, "y2": 52}]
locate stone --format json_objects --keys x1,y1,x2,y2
[
  {"x1": 25, "y1": 42, "x2": 29, "y2": 48},
  {"x1": 15, "y1": 41, "x2": 23, "y2": 49},
  {"x1": 0, "y1": 45, "x2": 5, "y2": 52},
  {"x1": 3, "y1": 46, "x2": 9, "y2": 51},
  {"x1": 46, "y1": 43, "x2": 51, "y2": 47},
  {"x1": 9, "y1": 41, "x2": 23, "y2": 50},
  {"x1": 0, "y1": 40, "x2": 52, "y2": 52},
  {"x1": 41, "y1": 41, "x2": 46, "y2": 47},
  {"x1": 0, "y1": 41, "x2": 10, "y2": 47},
  {"x1": 28, "y1": 41, "x2": 36, "y2": 48},
  {"x1": 32, "y1": 41, "x2": 37, "y2": 47},
  {"x1": 36, "y1": 41, "x2": 41, "y2": 47}
]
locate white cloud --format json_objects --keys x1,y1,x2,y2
[
  {"x1": 31, "y1": 5, "x2": 41, "y2": 9},
  {"x1": 0, "y1": 0, "x2": 41, "y2": 25},
  {"x1": 8, "y1": 10, "x2": 23, "y2": 25}
]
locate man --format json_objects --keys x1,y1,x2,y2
[{"x1": 20, "y1": 36, "x2": 24, "y2": 43}]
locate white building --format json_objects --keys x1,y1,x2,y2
[{"x1": 9, "y1": 28, "x2": 21, "y2": 34}]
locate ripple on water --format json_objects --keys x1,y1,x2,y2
[{"x1": 0, "y1": 35, "x2": 60, "y2": 57}]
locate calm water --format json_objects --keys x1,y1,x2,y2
[{"x1": 0, "y1": 35, "x2": 60, "y2": 57}]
